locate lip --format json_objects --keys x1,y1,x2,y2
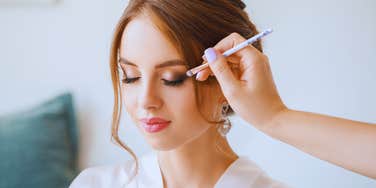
[{"x1": 140, "y1": 117, "x2": 171, "y2": 133}]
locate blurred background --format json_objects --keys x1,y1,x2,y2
[{"x1": 0, "y1": 0, "x2": 375, "y2": 187}]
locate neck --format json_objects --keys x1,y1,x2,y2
[{"x1": 157, "y1": 125, "x2": 238, "y2": 188}]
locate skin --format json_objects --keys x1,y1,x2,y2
[
  {"x1": 197, "y1": 33, "x2": 376, "y2": 179},
  {"x1": 119, "y1": 14, "x2": 238, "y2": 188}
]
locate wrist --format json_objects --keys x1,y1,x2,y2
[{"x1": 261, "y1": 103, "x2": 290, "y2": 136}]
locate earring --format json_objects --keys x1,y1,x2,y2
[{"x1": 217, "y1": 102, "x2": 232, "y2": 137}]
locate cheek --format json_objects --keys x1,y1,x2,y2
[
  {"x1": 162, "y1": 84, "x2": 213, "y2": 143},
  {"x1": 164, "y1": 82, "x2": 197, "y2": 113},
  {"x1": 167, "y1": 89, "x2": 197, "y2": 116},
  {"x1": 122, "y1": 86, "x2": 138, "y2": 116},
  {"x1": 197, "y1": 84, "x2": 218, "y2": 120}
]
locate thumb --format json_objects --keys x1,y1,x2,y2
[{"x1": 205, "y1": 48, "x2": 239, "y2": 91}]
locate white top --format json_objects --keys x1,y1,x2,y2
[{"x1": 70, "y1": 152, "x2": 289, "y2": 188}]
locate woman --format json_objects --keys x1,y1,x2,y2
[{"x1": 70, "y1": 0, "x2": 289, "y2": 187}]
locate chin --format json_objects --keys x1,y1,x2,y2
[
  {"x1": 136, "y1": 124, "x2": 180, "y2": 151},
  {"x1": 146, "y1": 138, "x2": 179, "y2": 151},
  {"x1": 142, "y1": 132, "x2": 185, "y2": 151},
  {"x1": 145, "y1": 132, "x2": 202, "y2": 152}
]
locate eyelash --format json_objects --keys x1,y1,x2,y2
[{"x1": 121, "y1": 77, "x2": 186, "y2": 87}]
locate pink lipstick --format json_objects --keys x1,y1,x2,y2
[{"x1": 140, "y1": 117, "x2": 171, "y2": 133}]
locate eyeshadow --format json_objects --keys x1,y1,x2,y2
[{"x1": 164, "y1": 72, "x2": 188, "y2": 80}]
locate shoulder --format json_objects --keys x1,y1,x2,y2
[
  {"x1": 69, "y1": 160, "x2": 136, "y2": 188},
  {"x1": 238, "y1": 157, "x2": 291, "y2": 188},
  {"x1": 69, "y1": 152, "x2": 160, "y2": 188},
  {"x1": 216, "y1": 156, "x2": 291, "y2": 188}
]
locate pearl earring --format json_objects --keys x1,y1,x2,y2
[{"x1": 217, "y1": 102, "x2": 232, "y2": 137}]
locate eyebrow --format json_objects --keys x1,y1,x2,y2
[{"x1": 118, "y1": 57, "x2": 187, "y2": 69}]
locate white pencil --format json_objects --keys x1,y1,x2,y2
[{"x1": 186, "y1": 28, "x2": 273, "y2": 77}]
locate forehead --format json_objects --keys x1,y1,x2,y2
[{"x1": 120, "y1": 15, "x2": 181, "y2": 64}]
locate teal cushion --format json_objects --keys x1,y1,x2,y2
[{"x1": 0, "y1": 93, "x2": 79, "y2": 188}]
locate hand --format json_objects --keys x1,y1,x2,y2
[
  {"x1": 197, "y1": 33, "x2": 376, "y2": 179},
  {"x1": 196, "y1": 32, "x2": 287, "y2": 130}
]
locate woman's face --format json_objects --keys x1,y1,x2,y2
[{"x1": 119, "y1": 15, "x2": 221, "y2": 151}]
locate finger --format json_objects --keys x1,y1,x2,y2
[
  {"x1": 197, "y1": 53, "x2": 240, "y2": 81},
  {"x1": 205, "y1": 48, "x2": 239, "y2": 92},
  {"x1": 213, "y1": 32, "x2": 263, "y2": 66},
  {"x1": 196, "y1": 58, "x2": 241, "y2": 81},
  {"x1": 195, "y1": 59, "x2": 213, "y2": 81},
  {"x1": 196, "y1": 68, "x2": 211, "y2": 81}
]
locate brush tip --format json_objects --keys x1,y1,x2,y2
[{"x1": 186, "y1": 70, "x2": 194, "y2": 77}]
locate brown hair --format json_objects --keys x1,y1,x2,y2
[{"x1": 109, "y1": 0, "x2": 262, "y2": 178}]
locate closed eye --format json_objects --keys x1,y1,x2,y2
[
  {"x1": 162, "y1": 78, "x2": 186, "y2": 86},
  {"x1": 121, "y1": 77, "x2": 187, "y2": 87},
  {"x1": 122, "y1": 77, "x2": 140, "y2": 84}
]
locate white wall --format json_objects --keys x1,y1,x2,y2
[{"x1": 0, "y1": 0, "x2": 375, "y2": 187}]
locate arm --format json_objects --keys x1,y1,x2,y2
[{"x1": 266, "y1": 109, "x2": 376, "y2": 179}]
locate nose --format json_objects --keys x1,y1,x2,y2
[{"x1": 139, "y1": 80, "x2": 163, "y2": 111}]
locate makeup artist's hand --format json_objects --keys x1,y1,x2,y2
[
  {"x1": 196, "y1": 32, "x2": 286, "y2": 130},
  {"x1": 196, "y1": 33, "x2": 376, "y2": 179}
]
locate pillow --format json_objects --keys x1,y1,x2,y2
[{"x1": 0, "y1": 93, "x2": 79, "y2": 188}]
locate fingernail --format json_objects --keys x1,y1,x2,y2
[
  {"x1": 204, "y1": 48, "x2": 217, "y2": 63},
  {"x1": 196, "y1": 71, "x2": 203, "y2": 80}
]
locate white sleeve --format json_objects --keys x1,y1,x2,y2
[
  {"x1": 69, "y1": 167, "x2": 109, "y2": 188},
  {"x1": 251, "y1": 172, "x2": 292, "y2": 188},
  {"x1": 69, "y1": 163, "x2": 134, "y2": 188}
]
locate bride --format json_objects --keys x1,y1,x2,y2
[{"x1": 70, "y1": 0, "x2": 288, "y2": 187}]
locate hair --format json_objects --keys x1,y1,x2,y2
[{"x1": 109, "y1": 0, "x2": 263, "y2": 179}]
